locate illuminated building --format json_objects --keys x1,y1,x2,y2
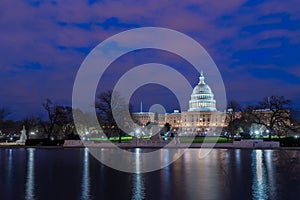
[{"x1": 132, "y1": 72, "x2": 226, "y2": 135}]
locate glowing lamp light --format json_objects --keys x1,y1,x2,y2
[{"x1": 135, "y1": 129, "x2": 140, "y2": 134}]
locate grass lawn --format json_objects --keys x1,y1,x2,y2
[
  {"x1": 88, "y1": 136, "x2": 233, "y2": 143},
  {"x1": 88, "y1": 136, "x2": 133, "y2": 143},
  {"x1": 179, "y1": 137, "x2": 233, "y2": 143}
]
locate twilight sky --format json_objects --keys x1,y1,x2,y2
[{"x1": 1, "y1": 0, "x2": 300, "y2": 119}]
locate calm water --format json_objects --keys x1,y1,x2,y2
[{"x1": 0, "y1": 148, "x2": 300, "y2": 200}]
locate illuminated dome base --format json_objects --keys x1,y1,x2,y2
[{"x1": 188, "y1": 72, "x2": 217, "y2": 112}]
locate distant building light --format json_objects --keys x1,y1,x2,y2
[{"x1": 294, "y1": 135, "x2": 299, "y2": 139}]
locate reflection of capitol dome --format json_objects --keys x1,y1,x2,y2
[{"x1": 188, "y1": 72, "x2": 217, "y2": 111}]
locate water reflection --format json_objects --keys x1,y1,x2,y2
[
  {"x1": 162, "y1": 149, "x2": 170, "y2": 186},
  {"x1": 25, "y1": 148, "x2": 35, "y2": 200},
  {"x1": 131, "y1": 148, "x2": 145, "y2": 200},
  {"x1": 235, "y1": 149, "x2": 241, "y2": 170},
  {"x1": 81, "y1": 148, "x2": 91, "y2": 200},
  {"x1": 2, "y1": 148, "x2": 300, "y2": 199},
  {"x1": 182, "y1": 150, "x2": 223, "y2": 200},
  {"x1": 7, "y1": 149, "x2": 13, "y2": 181},
  {"x1": 6, "y1": 149, "x2": 13, "y2": 199},
  {"x1": 265, "y1": 150, "x2": 276, "y2": 199},
  {"x1": 252, "y1": 150, "x2": 268, "y2": 200},
  {"x1": 160, "y1": 149, "x2": 171, "y2": 199},
  {"x1": 7, "y1": 149, "x2": 13, "y2": 180}
]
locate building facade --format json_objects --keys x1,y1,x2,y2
[
  {"x1": 132, "y1": 72, "x2": 226, "y2": 135},
  {"x1": 180, "y1": 72, "x2": 225, "y2": 135}
]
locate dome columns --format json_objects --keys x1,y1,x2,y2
[{"x1": 188, "y1": 72, "x2": 217, "y2": 112}]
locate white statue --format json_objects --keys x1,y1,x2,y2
[{"x1": 16, "y1": 125, "x2": 27, "y2": 145}]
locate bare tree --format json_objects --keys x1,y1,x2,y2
[
  {"x1": 247, "y1": 95, "x2": 293, "y2": 139},
  {"x1": 55, "y1": 106, "x2": 75, "y2": 138},
  {"x1": 72, "y1": 108, "x2": 100, "y2": 136},
  {"x1": 42, "y1": 99, "x2": 75, "y2": 139},
  {"x1": 95, "y1": 90, "x2": 133, "y2": 143},
  {"x1": 226, "y1": 101, "x2": 244, "y2": 139},
  {"x1": 22, "y1": 115, "x2": 43, "y2": 137},
  {"x1": 42, "y1": 99, "x2": 58, "y2": 139}
]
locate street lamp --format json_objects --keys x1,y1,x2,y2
[
  {"x1": 294, "y1": 135, "x2": 299, "y2": 139},
  {"x1": 135, "y1": 128, "x2": 141, "y2": 137}
]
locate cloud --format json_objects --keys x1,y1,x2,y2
[{"x1": 0, "y1": 0, "x2": 299, "y2": 118}]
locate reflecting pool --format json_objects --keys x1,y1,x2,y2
[{"x1": 0, "y1": 148, "x2": 300, "y2": 199}]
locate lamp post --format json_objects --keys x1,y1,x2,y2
[{"x1": 254, "y1": 130, "x2": 262, "y2": 139}]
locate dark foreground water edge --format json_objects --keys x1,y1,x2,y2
[{"x1": 0, "y1": 148, "x2": 300, "y2": 200}]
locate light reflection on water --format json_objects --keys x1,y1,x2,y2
[
  {"x1": 81, "y1": 148, "x2": 91, "y2": 200},
  {"x1": 25, "y1": 148, "x2": 35, "y2": 200},
  {"x1": 252, "y1": 150, "x2": 268, "y2": 200},
  {"x1": 1, "y1": 148, "x2": 300, "y2": 199},
  {"x1": 6, "y1": 149, "x2": 13, "y2": 199},
  {"x1": 235, "y1": 149, "x2": 241, "y2": 171},
  {"x1": 131, "y1": 148, "x2": 145, "y2": 200},
  {"x1": 265, "y1": 150, "x2": 276, "y2": 199},
  {"x1": 160, "y1": 149, "x2": 171, "y2": 199},
  {"x1": 7, "y1": 149, "x2": 13, "y2": 182}
]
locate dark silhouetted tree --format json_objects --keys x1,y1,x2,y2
[
  {"x1": 42, "y1": 99, "x2": 75, "y2": 139},
  {"x1": 247, "y1": 95, "x2": 293, "y2": 139},
  {"x1": 42, "y1": 99, "x2": 58, "y2": 138},
  {"x1": 22, "y1": 115, "x2": 43, "y2": 138},
  {"x1": 95, "y1": 90, "x2": 133, "y2": 143},
  {"x1": 55, "y1": 106, "x2": 75, "y2": 138},
  {"x1": 226, "y1": 100, "x2": 244, "y2": 139}
]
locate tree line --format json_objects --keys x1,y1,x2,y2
[
  {"x1": 0, "y1": 90, "x2": 132, "y2": 142},
  {"x1": 226, "y1": 95, "x2": 300, "y2": 139},
  {"x1": 0, "y1": 99, "x2": 78, "y2": 141},
  {"x1": 0, "y1": 93, "x2": 299, "y2": 142}
]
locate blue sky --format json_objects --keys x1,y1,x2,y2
[{"x1": 0, "y1": 0, "x2": 299, "y2": 119}]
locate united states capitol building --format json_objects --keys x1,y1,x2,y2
[{"x1": 132, "y1": 72, "x2": 226, "y2": 135}]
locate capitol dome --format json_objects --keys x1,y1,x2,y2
[{"x1": 188, "y1": 72, "x2": 217, "y2": 112}]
